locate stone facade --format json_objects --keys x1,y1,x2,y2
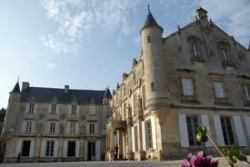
[
  {"x1": 106, "y1": 7, "x2": 250, "y2": 160},
  {"x1": 2, "y1": 82, "x2": 112, "y2": 162}
]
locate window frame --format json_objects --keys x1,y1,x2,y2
[
  {"x1": 186, "y1": 115, "x2": 202, "y2": 146},
  {"x1": 45, "y1": 140, "x2": 55, "y2": 157}
]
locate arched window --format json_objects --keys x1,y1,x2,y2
[
  {"x1": 218, "y1": 41, "x2": 230, "y2": 61},
  {"x1": 217, "y1": 41, "x2": 234, "y2": 67},
  {"x1": 187, "y1": 36, "x2": 205, "y2": 62}
]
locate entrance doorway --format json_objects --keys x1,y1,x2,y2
[
  {"x1": 21, "y1": 140, "x2": 31, "y2": 157},
  {"x1": 67, "y1": 141, "x2": 76, "y2": 157},
  {"x1": 87, "y1": 142, "x2": 96, "y2": 160}
]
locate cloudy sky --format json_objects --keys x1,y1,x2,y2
[{"x1": 0, "y1": 0, "x2": 249, "y2": 108}]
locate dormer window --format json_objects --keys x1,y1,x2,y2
[
  {"x1": 192, "y1": 42, "x2": 199, "y2": 57},
  {"x1": 71, "y1": 105, "x2": 77, "y2": 115},
  {"x1": 218, "y1": 41, "x2": 234, "y2": 68},
  {"x1": 51, "y1": 104, "x2": 57, "y2": 114},
  {"x1": 188, "y1": 36, "x2": 204, "y2": 62}
]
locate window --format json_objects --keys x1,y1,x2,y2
[
  {"x1": 134, "y1": 126, "x2": 138, "y2": 151},
  {"x1": 70, "y1": 121, "x2": 77, "y2": 135},
  {"x1": 29, "y1": 104, "x2": 34, "y2": 114},
  {"x1": 147, "y1": 35, "x2": 151, "y2": 43},
  {"x1": 71, "y1": 105, "x2": 77, "y2": 115},
  {"x1": 49, "y1": 122, "x2": 56, "y2": 135},
  {"x1": 89, "y1": 123, "x2": 95, "y2": 135},
  {"x1": 221, "y1": 47, "x2": 228, "y2": 61},
  {"x1": 67, "y1": 141, "x2": 76, "y2": 157},
  {"x1": 220, "y1": 116, "x2": 234, "y2": 145},
  {"x1": 182, "y1": 79, "x2": 194, "y2": 96},
  {"x1": 243, "y1": 85, "x2": 250, "y2": 101},
  {"x1": 145, "y1": 120, "x2": 153, "y2": 149},
  {"x1": 51, "y1": 104, "x2": 57, "y2": 114},
  {"x1": 213, "y1": 81, "x2": 225, "y2": 98},
  {"x1": 192, "y1": 42, "x2": 199, "y2": 57},
  {"x1": 186, "y1": 115, "x2": 201, "y2": 146},
  {"x1": 21, "y1": 140, "x2": 31, "y2": 156},
  {"x1": 46, "y1": 140, "x2": 55, "y2": 157},
  {"x1": 25, "y1": 120, "x2": 32, "y2": 134}
]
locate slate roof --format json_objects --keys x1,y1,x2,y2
[
  {"x1": 20, "y1": 87, "x2": 109, "y2": 105},
  {"x1": 141, "y1": 9, "x2": 163, "y2": 32},
  {"x1": 12, "y1": 82, "x2": 20, "y2": 93}
]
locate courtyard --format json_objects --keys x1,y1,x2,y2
[{"x1": 0, "y1": 158, "x2": 249, "y2": 167}]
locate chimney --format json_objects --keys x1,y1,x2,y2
[
  {"x1": 64, "y1": 85, "x2": 70, "y2": 93},
  {"x1": 22, "y1": 82, "x2": 30, "y2": 91}
]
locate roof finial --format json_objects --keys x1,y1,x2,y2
[
  {"x1": 248, "y1": 40, "x2": 250, "y2": 51},
  {"x1": 147, "y1": 3, "x2": 151, "y2": 13}
]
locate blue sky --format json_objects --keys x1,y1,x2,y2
[{"x1": 0, "y1": 0, "x2": 250, "y2": 108}]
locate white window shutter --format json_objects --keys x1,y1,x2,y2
[
  {"x1": 179, "y1": 114, "x2": 189, "y2": 147},
  {"x1": 182, "y1": 79, "x2": 194, "y2": 96},
  {"x1": 244, "y1": 116, "x2": 250, "y2": 137},
  {"x1": 214, "y1": 115, "x2": 225, "y2": 146},
  {"x1": 233, "y1": 116, "x2": 247, "y2": 146},
  {"x1": 201, "y1": 115, "x2": 212, "y2": 146}
]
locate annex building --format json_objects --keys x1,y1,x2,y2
[
  {"x1": 2, "y1": 82, "x2": 112, "y2": 162},
  {"x1": 106, "y1": 7, "x2": 250, "y2": 160}
]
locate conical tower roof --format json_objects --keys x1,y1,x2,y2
[{"x1": 141, "y1": 5, "x2": 163, "y2": 32}]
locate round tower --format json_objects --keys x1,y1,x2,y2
[{"x1": 141, "y1": 7, "x2": 168, "y2": 107}]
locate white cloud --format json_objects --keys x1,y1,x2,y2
[
  {"x1": 47, "y1": 62, "x2": 56, "y2": 70},
  {"x1": 40, "y1": 0, "x2": 144, "y2": 54}
]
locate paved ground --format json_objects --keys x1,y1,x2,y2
[{"x1": 0, "y1": 158, "x2": 249, "y2": 167}]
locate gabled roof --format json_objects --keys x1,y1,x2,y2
[
  {"x1": 20, "y1": 87, "x2": 106, "y2": 105},
  {"x1": 11, "y1": 82, "x2": 20, "y2": 93}
]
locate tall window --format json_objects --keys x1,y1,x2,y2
[
  {"x1": 29, "y1": 103, "x2": 34, "y2": 114},
  {"x1": 134, "y1": 126, "x2": 138, "y2": 151},
  {"x1": 89, "y1": 123, "x2": 95, "y2": 135},
  {"x1": 243, "y1": 85, "x2": 250, "y2": 101},
  {"x1": 49, "y1": 122, "x2": 56, "y2": 135},
  {"x1": 145, "y1": 120, "x2": 153, "y2": 149},
  {"x1": 192, "y1": 42, "x2": 200, "y2": 57},
  {"x1": 213, "y1": 81, "x2": 225, "y2": 98},
  {"x1": 46, "y1": 140, "x2": 55, "y2": 157},
  {"x1": 21, "y1": 140, "x2": 31, "y2": 156},
  {"x1": 71, "y1": 105, "x2": 77, "y2": 115},
  {"x1": 70, "y1": 121, "x2": 77, "y2": 135},
  {"x1": 51, "y1": 104, "x2": 57, "y2": 114},
  {"x1": 182, "y1": 78, "x2": 194, "y2": 96},
  {"x1": 67, "y1": 141, "x2": 76, "y2": 157},
  {"x1": 220, "y1": 116, "x2": 234, "y2": 145},
  {"x1": 25, "y1": 120, "x2": 32, "y2": 134},
  {"x1": 186, "y1": 115, "x2": 201, "y2": 146}
]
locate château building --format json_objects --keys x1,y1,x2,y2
[
  {"x1": 106, "y1": 7, "x2": 250, "y2": 160},
  {"x1": 2, "y1": 82, "x2": 112, "y2": 162}
]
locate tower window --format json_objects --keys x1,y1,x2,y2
[{"x1": 147, "y1": 35, "x2": 151, "y2": 43}]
